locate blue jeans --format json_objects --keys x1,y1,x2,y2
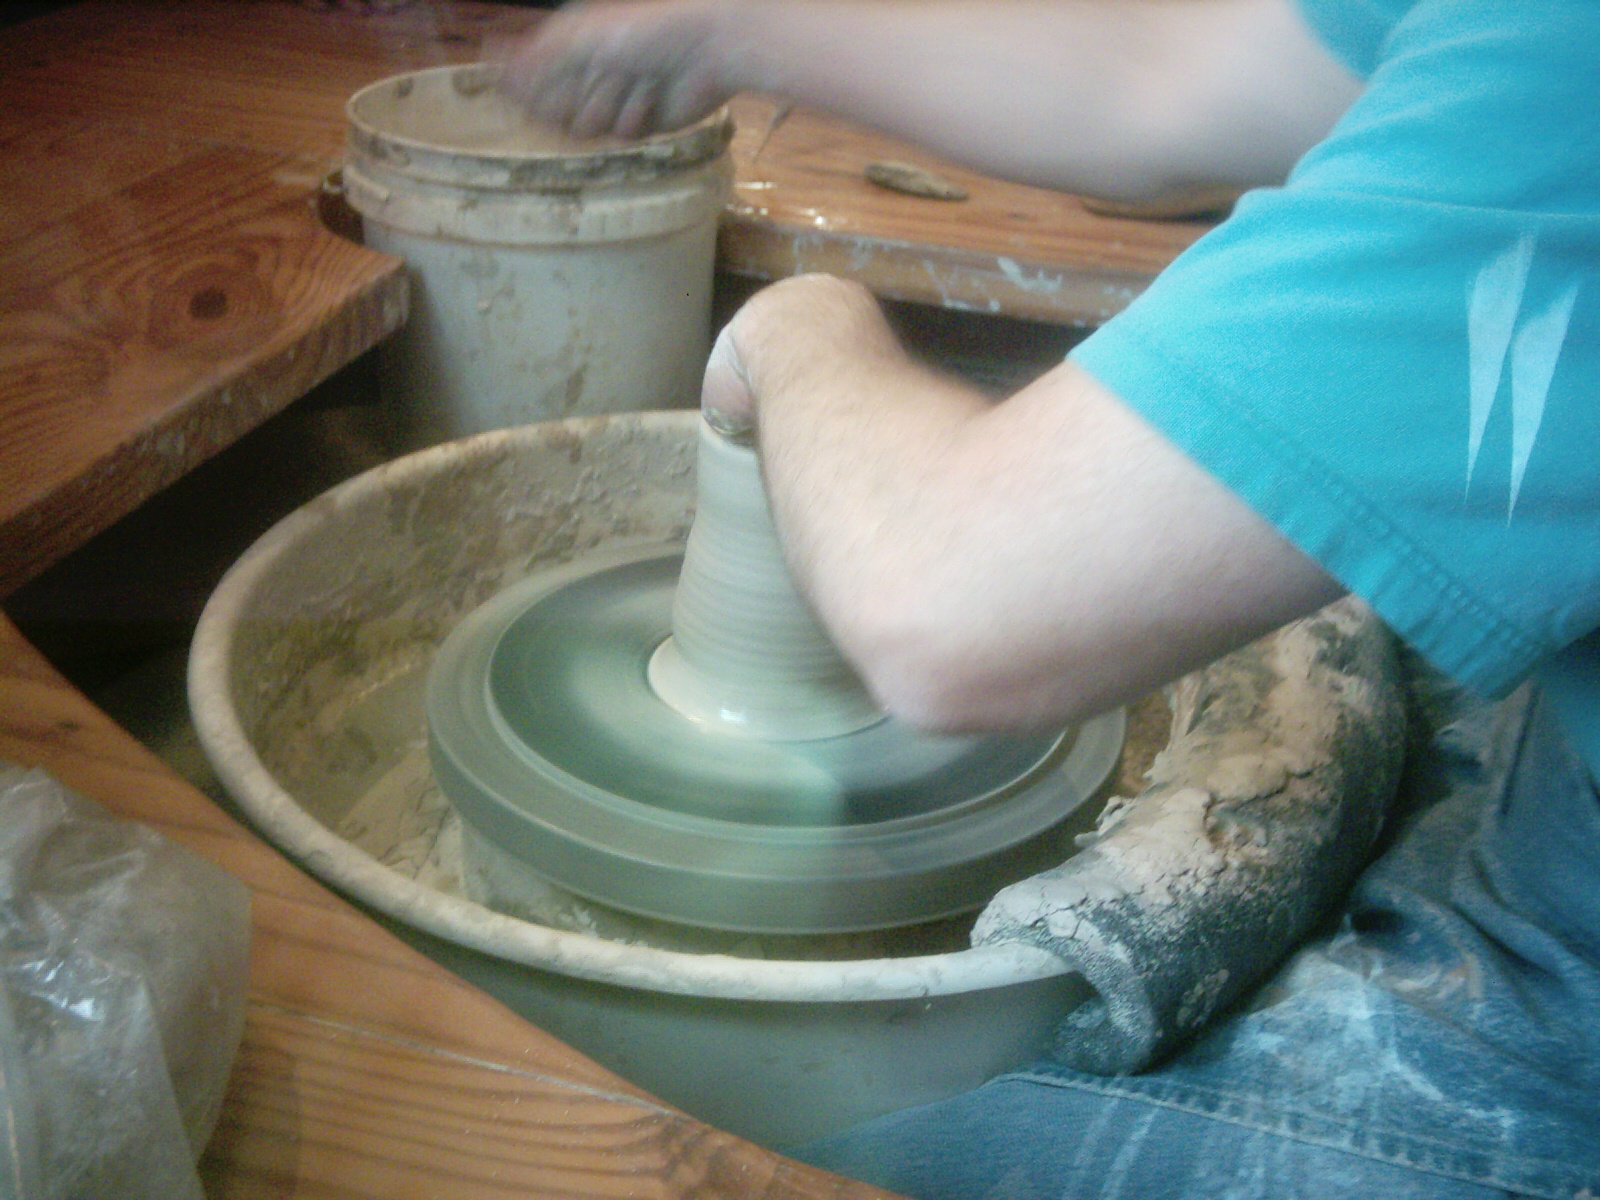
[{"x1": 797, "y1": 684, "x2": 1600, "y2": 1200}]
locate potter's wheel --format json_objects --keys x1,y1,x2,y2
[
  {"x1": 429, "y1": 420, "x2": 1123, "y2": 935},
  {"x1": 191, "y1": 411, "x2": 1125, "y2": 1145}
]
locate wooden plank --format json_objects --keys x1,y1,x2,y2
[
  {"x1": 0, "y1": 140, "x2": 405, "y2": 595},
  {"x1": 0, "y1": 110, "x2": 198, "y2": 245},
  {"x1": 719, "y1": 96, "x2": 1212, "y2": 326},
  {"x1": 0, "y1": 0, "x2": 538, "y2": 164},
  {"x1": 0, "y1": 613, "x2": 898, "y2": 1199},
  {"x1": 0, "y1": 0, "x2": 549, "y2": 596},
  {"x1": 205, "y1": 1004, "x2": 871, "y2": 1200},
  {"x1": 720, "y1": 209, "x2": 1161, "y2": 329}
]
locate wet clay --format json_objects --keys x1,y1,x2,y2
[
  {"x1": 424, "y1": 417, "x2": 1120, "y2": 932},
  {"x1": 648, "y1": 421, "x2": 882, "y2": 740}
]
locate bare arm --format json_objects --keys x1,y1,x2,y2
[
  {"x1": 501, "y1": 0, "x2": 1362, "y2": 201},
  {"x1": 705, "y1": 275, "x2": 1345, "y2": 731}
]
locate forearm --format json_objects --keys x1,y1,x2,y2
[
  {"x1": 505, "y1": 0, "x2": 1361, "y2": 200},
  {"x1": 724, "y1": 276, "x2": 1345, "y2": 729},
  {"x1": 726, "y1": 0, "x2": 1299, "y2": 195},
  {"x1": 713, "y1": 0, "x2": 1359, "y2": 197},
  {"x1": 715, "y1": 0, "x2": 1167, "y2": 194}
]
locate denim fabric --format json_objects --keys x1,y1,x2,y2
[
  {"x1": 798, "y1": 1079, "x2": 1535, "y2": 1200},
  {"x1": 797, "y1": 685, "x2": 1600, "y2": 1200}
]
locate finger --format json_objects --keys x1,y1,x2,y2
[
  {"x1": 526, "y1": 58, "x2": 590, "y2": 129},
  {"x1": 613, "y1": 75, "x2": 662, "y2": 139},
  {"x1": 656, "y1": 61, "x2": 724, "y2": 130},
  {"x1": 571, "y1": 69, "x2": 631, "y2": 139},
  {"x1": 702, "y1": 321, "x2": 756, "y2": 441},
  {"x1": 494, "y1": 20, "x2": 576, "y2": 96},
  {"x1": 495, "y1": 13, "x2": 599, "y2": 119}
]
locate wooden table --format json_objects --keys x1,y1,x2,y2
[
  {"x1": 0, "y1": 3, "x2": 1206, "y2": 1193},
  {"x1": 721, "y1": 96, "x2": 1208, "y2": 327}
]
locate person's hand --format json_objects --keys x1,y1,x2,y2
[
  {"x1": 495, "y1": 0, "x2": 736, "y2": 140},
  {"x1": 698, "y1": 274, "x2": 898, "y2": 443}
]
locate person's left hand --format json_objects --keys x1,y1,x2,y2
[{"x1": 493, "y1": 0, "x2": 733, "y2": 139}]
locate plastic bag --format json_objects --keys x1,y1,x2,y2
[{"x1": 0, "y1": 764, "x2": 250, "y2": 1200}]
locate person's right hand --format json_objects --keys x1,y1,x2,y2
[{"x1": 495, "y1": 0, "x2": 738, "y2": 140}]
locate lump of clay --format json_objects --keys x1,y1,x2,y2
[{"x1": 973, "y1": 597, "x2": 1407, "y2": 1074}]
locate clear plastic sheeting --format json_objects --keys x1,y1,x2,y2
[{"x1": 0, "y1": 764, "x2": 250, "y2": 1200}]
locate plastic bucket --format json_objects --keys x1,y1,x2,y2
[{"x1": 343, "y1": 65, "x2": 733, "y2": 451}]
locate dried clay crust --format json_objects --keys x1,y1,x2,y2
[{"x1": 974, "y1": 597, "x2": 1408, "y2": 1074}]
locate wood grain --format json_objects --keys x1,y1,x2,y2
[
  {"x1": 0, "y1": 141, "x2": 405, "y2": 595},
  {"x1": 0, "y1": 0, "x2": 537, "y2": 164},
  {"x1": 0, "y1": 1, "x2": 548, "y2": 597},
  {"x1": 0, "y1": 614, "x2": 898, "y2": 1199},
  {"x1": 720, "y1": 96, "x2": 1212, "y2": 326},
  {"x1": 0, "y1": 110, "x2": 196, "y2": 246}
]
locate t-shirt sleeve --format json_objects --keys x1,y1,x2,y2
[{"x1": 1069, "y1": 0, "x2": 1600, "y2": 696}]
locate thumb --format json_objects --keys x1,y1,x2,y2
[{"x1": 701, "y1": 319, "x2": 756, "y2": 441}]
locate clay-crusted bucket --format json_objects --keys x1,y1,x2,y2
[
  {"x1": 188, "y1": 412, "x2": 1101, "y2": 1147},
  {"x1": 342, "y1": 66, "x2": 732, "y2": 451}
]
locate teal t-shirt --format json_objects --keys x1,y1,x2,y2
[{"x1": 1070, "y1": 0, "x2": 1600, "y2": 728}]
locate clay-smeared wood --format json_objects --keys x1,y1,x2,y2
[
  {"x1": 0, "y1": 614, "x2": 899, "y2": 1199},
  {"x1": 721, "y1": 96, "x2": 1210, "y2": 326}
]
